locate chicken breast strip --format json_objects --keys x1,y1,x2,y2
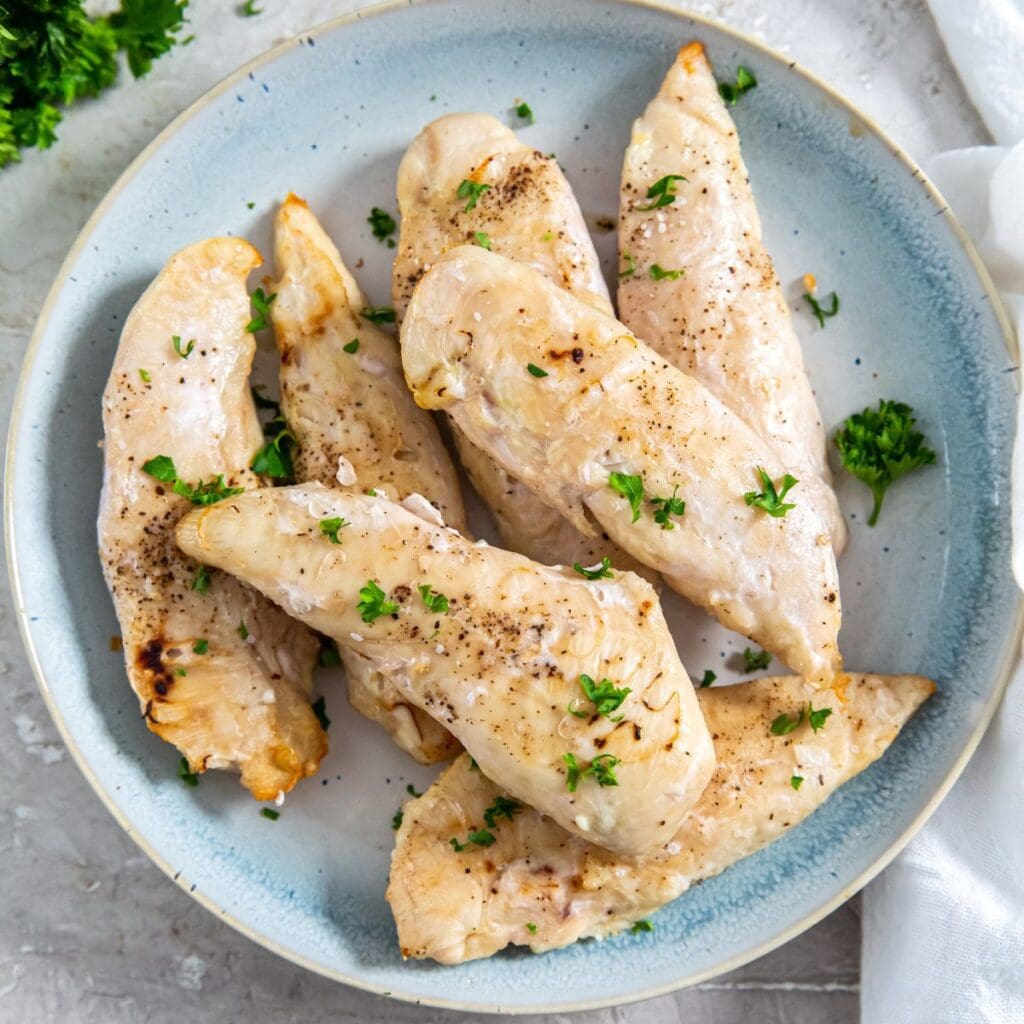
[
  {"x1": 394, "y1": 114, "x2": 648, "y2": 578},
  {"x1": 401, "y1": 246, "x2": 842, "y2": 682},
  {"x1": 619, "y1": 41, "x2": 846, "y2": 551},
  {"x1": 389, "y1": 672, "x2": 934, "y2": 963},
  {"x1": 98, "y1": 238, "x2": 326, "y2": 799},
  {"x1": 271, "y1": 194, "x2": 463, "y2": 763},
  {"x1": 175, "y1": 484, "x2": 715, "y2": 856}
]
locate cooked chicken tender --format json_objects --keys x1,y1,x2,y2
[
  {"x1": 619, "y1": 42, "x2": 845, "y2": 550},
  {"x1": 271, "y1": 194, "x2": 463, "y2": 762},
  {"x1": 389, "y1": 673, "x2": 934, "y2": 963},
  {"x1": 401, "y1": 246, "x2": 842, "y2": 682},
  {"x1": 98, "y1": 238, "x2": 325, "y2": 799},
  {"x1": 175, "y1": 484, "x2": 715, "y2": 857}
]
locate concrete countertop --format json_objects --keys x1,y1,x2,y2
[{"x1": 0, "y1": 1, "x2": 987, "y2": 1021}]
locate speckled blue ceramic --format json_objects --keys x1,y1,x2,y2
[{"x1": 6, "y1": 0, "x2": 1020, "y2": 1013}]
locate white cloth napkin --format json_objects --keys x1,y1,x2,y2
[{"x1": 861, "y1": 2, "x2": 1024, "y2": 1022}]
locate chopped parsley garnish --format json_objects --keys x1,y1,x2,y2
[
  {"x1": 139, "y1": 368, "x2": 151, "y2": 382},
  {"x1": 514, "y1": 100, "x2": 534, "y2": 124},
  {"x1": 834, "y1": 400, "x2": 936, "y2": 526},
  {"x1": 450, "y1": 829, "x2": 496, "y2": 851},
  {"x1": 743, "y1": 646, "x2": 772, "y2": 672},
  {"x1": 631, "y1": 919, "x2": 654, "y2": 934},
  {"x1": 573, "y1": 557, "x2": 613, "y2": 580},
  {"x1": 191, "y1": 565, "x2": 211, "y2": 593},
  {"x1": 744, "y1": 466, "x2": 798, "y2": 518},
  {"x1": 238, "y1": 621, "x2": 248, "y2": 641},
  {"x1": 483, "y1": 795, "x2": 521, "y2": 828},
  {"x1": 392, "y1": 809, "x2": 404, "y2": 830},
  {"x1": 473, "y1": 230, "x2": 492, "y2": 250},
  {"x1": 718, "y1": 65, "x2": 758, "y2": 105},
  {"x1": 618, "y1": 253, "x2": 637, "y2": 278},
  {"x1": 142, "y1": 455, "x2": 243, "y2": 505},
  {"x1": 790, "y1": 775, "x2": 804, "y2": 790},
  {"x1": 260, "y1": 807, "x2": 279, "y2": 820},
  {"x1": 804, "y1": 290, "x2": 840, "y2": 327},
  {"x1": 563, "y1": 752, "x2": 582, "y2": 792},
  {"x1": 343, "y1": 338, "x2": 360, "y2": 353},
  {"x1": 770, "y1": 708, "x2": 803, "y2": 735},
  {"x1": 178, "y1": 757, "x2": 199, "y2": 787},
  {"x1": 357, "y1": 580, "x2": 398, "y2": 623},
  {"x1": 368, "y1": 206, "x2": 397, "y2": 246},
  {"x1": 699, "y1": 670, "x2": 716, "y2": 688},
  {"x1": 406, "y1": 784, "x2": 422, "y2": 797},
  {"x1": 250, "y1": 406, "x2": 295, "y2": 480},
  {"x1": 319, "y1": 516, "x2": 348, "y2": 544},
  {"x1": 578, "y1": 673, "x2": 631, "y2": 720},
  {"x1": 192, "y1": 638, "x2": 208, "y2": 655},
  {"x1": 808, "y1": 703, "x2": 832, "y2": 732},
  {"x1": 649, "y1": 264, "x2": 684, "y2": 281},
  {"x1": 541, "y1": 230, "x2": 554, "y2": 241},
  {"x1": 650, "y1": 484, "x2": 685, "y2": 528},
  {"x1": 526, "y1": 922, "x2": 538, "y2": 934},
  {"x1": 318, "y1": 641, "x2": 340, "y2": 668},
  {"x1": 175, "y1": 667, "x2": 187, "y2": 677},
  {"x1": 312, "y1": 696, "x2": 330, "y2": 731},
  {"x1": 171, "y1": 334, "x2": 194, "y2": 358},
  {"x1": 241, "y1": 0, "x2": 262, "y2": 15},
  {"x1": 637, "y1": 174, "x2": 687, "y2": 211},
  {"x1": 245, "y1": 287, "x2": 277, "y2": 333},
  {"x1": 418, "y1": 584, "x2": 449, "y2": 614},
  {"x1": 361, "y1": 305, "x2": 396, "y2": 324},
  {"x1": 563, "y1": 751, "x2": 620, "y2": 791},
  {"x1": 526, "y1": 362, "x2": 548, "y2": 378},
  {"x1": 608, "y1": 471, "x2": 644, "y2": 523},
  {"x1": 456, "y1": 178, "x2": 491, "y2": 212},
  {"x1": 468, "y1": 757, "x2": 480, "y2": 771}
]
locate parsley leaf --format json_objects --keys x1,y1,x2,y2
[
  {"x1": 357, "y1": 580, "x2": 398, "y2": 623},
  {"x1": 743, "y1": 646, "x2": 772, "y2": 672},
  {"x1": 563, "y1": 752, "x2": 582, "y2": 792},
  {"x1": 572, "y1": 557, "x2": 614, "y2": 580},
  {"x1": 526, "y1": 362, "x2": 548, "y2": 378},
  {"x1": 699, "y1": 669, "x2": 716, "y2": 688},
  {"x1": 260, "y1": 807, "x2": 279, "y2": 820},
  {"x1": 319, "y1": 517, "x2": 348, "y2": 544},
  {"x1": 171, "y1": 334, "x2": 194, "y2": 358},
  {"x1": 361, "y1": 305, "x2": 395, "y2": 324},
  {"x1": 142, "y1": 455, "x2": 243, "y2": 505},
  {"x1": 251, "y1": 418, "x2": 295, "y2": 480},
  {"x1": 649, "y1": 264, "x2": 684, "y2": 281},
  {"x1": 608, "y1": 471, "x2": 644, "y2": 523},
  {"x1": 192, "y1": 638, "x2": 208, "y2": 655},
  {"x1": 473, "y1": 230, "x2": 492, "y2": 250},
  {"x1": 179, "y1": 756, "x2": 199, "y2": 787},
  {"x1": 631, "y1": 919, "x2": 654, "y2": 934},
  {"x1": 392, "y1": 809, "x2": 404, "y2": 830},
  {"x1": 343, "y1": 338, "x2": 360, "y2": 354},
  {"x1": 718, "y1": 65, "x2": 758, "y2": 105},
  {"x1": 744, "y1": 467, "x2": 798, "y2": 518},
  {"x1": 449, "y1": 829, "x2": 495, "y2": 851},
  {"x1": 807, "y1": 703, "x2": 832, "y2": 732},
  {"x1": 483, "y1": 795, "x2": 521, "y2": 828},
  {"x1": 618, "y1": 253, "x2": 637, "y2": 278},
  {"x1": 238, "y1": 621, "x2": 249, "y2": 641},
  {"x1": 456, "y1": 178, "x2": 491, "y2": 212},
  {"x1": 139, "y1": 368, "x2": 151, "y2": 382},
  {"x1": 418, "y1": 584, "x2": 449, "y2": 614},
  {"x1": 240, "y1": 0, "x2": 262, "y2": 15},
  {"x1": 804, "y1": 290, "x2": 840, "y2": 327},
  {"x1": 526, "y1": 922, "x2": 538, "y2": 934},
  {"x1": 368, "y1": 206, "x2": 397, "y2": 247},
  {"x1": 770, "y1": 709, "x2": 803, "y2": 735},
  {"x1": 514, "y1": 100, "x2": 534, "y2": 123},
  {"x1": 191, "y1": 565, "x2": 211, "y2": 593},
  {"x1": 834, "y1": 400, "x2": 936, "y2": 526},
  {"x1": 312, "y1": 696, "x2": 330, "y2": 731},
  {"x1": 790, "y1": 774, "x2": 804, "y2": 790},
  {"x1": 650, "y1": 484, "x2": 685, "y2": 529},
  {"x1": 637, "y1": 174, "x2": 687, "y2": 211},
  {"x1": 586, "y1": 753, "x2": 621, "y2": 787},
  {"x1": 578, "y1": 673, "x2": 631, "y2": 720},
  {"x1": 245, "y1": 287, "x2": 277, "y2": 333}
]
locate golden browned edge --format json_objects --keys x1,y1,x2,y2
[{"x1": 4, "y1": 0, "x2": 1020, "y2": 1013}]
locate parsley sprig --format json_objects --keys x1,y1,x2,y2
[
  {"x1": 637, "y1": 174, "x2": 687, "y2": 211},
  {"x1": 361, "y1": 305, "x2": 396, "y2": 325},
  {"x1": 450, "y1": 829, "x2": 495, "y2": 851},
  {"x1": 456, "y1": 178, "x2": 490, "y2": 212},
  {"x1": 744, "y1": 467, "x2": 798, "y2": 518},
  {"x1": 649, "y1": 264, "x2": 684, "y2": 281},
  {"x1": 834, "y1": 400, "x2": 936, "y2": 526},
  {"x1": 718, "y1": 65, "x2": 758, "y2": 105},
  {"x1": 368, "y1": 206, "x2": 397, "y2": 247},
  {"x1": 618, "y1": 253, "x2": 637, "y2": 278},
  {"x1": 483, "y1": 795, "x2": 521, "y2": 828},
  {"x1": 699, "y1": 669, "x2": 717, "y2": 688},
  {"x1": 357, "y1": 580, "x2": 398, "y2": 623},
  {"x1": 608, "y1": 471, "x2": 644, "y2": 523},
  {"x1": 743, "y1": 647, "x2": 772, "y2": 672},
  {"x1": 418, "y1": 584, "x2": 449, "y2": 614},
  {"x1": 514, "y1": 99, "x2": 534, "y2": 124},
  {"x1": 804, "y1": 290, "x2": 840, "y2": 327},
  {"x1": 250, "y1": 392, "x2": 295, "y2": 480},
  {"x1": 245, "y1": 287, "x2": 276, "y2": 333},
  {"x1": 572, "y1": 558, "x2": 613, "y2": 580},
  {"x1": 142, "y1": 455, "x2": 243, "y2": 505},
  {"x1": 650, "y1": 485, "x2": 685, "y2": 529},
  {"x1": 562, "y1": 752, "x2": 621, "y2": 792},
  {"x1": 569, "y1": 674, "x2": 631, "y2": 721},
  {"x1": 770, "y1": 702, "x2": 832, "y2": 736},
  {"x1": 319, "y1": 517, "x2": 348, "y2": 544},
  {"x1": 172, "y1": 334, "x2": 194, "y2": 358}
]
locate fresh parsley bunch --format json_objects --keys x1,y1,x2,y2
[{"x1": 0, "y1": 0, "x2": 189, "y2": 169}]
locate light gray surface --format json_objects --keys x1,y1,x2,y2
[{"x1": 0, "y1": 1, "x2": 987, "y2": 1021}]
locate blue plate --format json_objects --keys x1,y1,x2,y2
[{"x1": 6, "y1": 0, "x2": 1020, "y2": 1012}]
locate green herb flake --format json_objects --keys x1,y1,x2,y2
[
  {"x1": 139, "y1": 368, "x2": 151, "y2": 382},
  {"x1": 586, "y1": 753, "x2": 621, "y2": 787},
  {"x1": 718, "y1": 65, "x2": 758, "y2": 105},
  {"x1": 456, "y1": 178, "x2": 491, "y2": 212},
  {"x1": 343, "y1": 337, "x2": 360, "y2": 354},
  {"x1": 260, "y1": 807, "x2": 280, "y2": 820},
  {"x1": 790, "y1": 774, "x2": 804, "y2": 790},
  {"x1": 804, "y1": 290, "x2": 840, "y2": 328},
  {"x1": 514, "y1": 100, "x2": 535, "y2": 124},
  {"x1": 191, "y1": 565, "x2": 211, "y2": 593},
  {"x1": 368, "y1": 206, "x2": 397, "y2": 246},
  {"x1": 563, "y1": 752, "x2": 582, "y2": 792},
  {"x1": 179, "y1": 756, "x2": 199, "y2": 787},
  {"x1": 637, "y1": 174, "x2": 688, "y2": 211},
  {"x1": 483, "y1": 795, "x2": 521, "y2": 828},
  {"x1": 631, "y1": 919, "x2": 654, "y2": 934},
  {"x1": 541, "y1": 230, "x2": 555, "y2": 241},
  {"x1": 319, "y1": 516, "x2": 349, "y2": 545},
  {"x1": 473, "y1": 230, "x2": 493, "y2": 250},
  {"x1": 526, "y1": 922, "x2": 538, "y2": 934},
  {"x1": 579, "y1": 673, "x2": 631, "y2": 720},
  {"x1": 834, "y1": 400, "x2": 936, "y2": 526},
  {"x1": 142, "y1": 455, "x2": 244, "y2": 506},
  {"x1": 240, "y1": 0, "x2": 262, "y2": 15},
  {"x1": 650, "y1": 484, "x2": 685, "y2": 528},
  {"x1": 572, "y1": 557, "x2": 614, "y2": 580},
  {"x1": 246, "y1": 201, "x2": 255, "y2": 209},
  {"x1": 238, "y1": 621, "x2": 249, "y2": 641},
  {"x1": 317, "y1": 641, "x2": 340, "y2": 668},
  {"x1": 357, "y1": 580, "x2": 399, "y2": 623},
  {"x1": 171, "y1": 334, "x2": 195, "y2": 358},
  {"x1": 807, "y1": 703, "x2": 832, "y2": 732},
  {"x1": 699, "y1": 669, "x2": 716, "y2": 688},
  {"x1": 174, "y1": 667, "x2": 187, "y2": 677},
  {"x1": 392, "y1": 809, "x2": 404, "y2": 830},
  {"x1": 406, "y1": 784, "x2": 422, "y2": 797},
  {"x1": 770, "y1": 708, "x2": 804, "y2": 736},
  {"x1": 312, "y1": 696, "x2": 330, "y2": 731},
  {"x1": 245, "y1": 287, "x2": 277, "y2": 333},
  {"x1": 743, "y1": 646, "x2": 772, "y2": 672},
  {"x1": 192, "y1": 638, "x2": 208, "y2": 655},
  {"x1": 250, "y1": 419, "x2": 296, "y2": 480},
  {"x1": 418, "y1": 584, "x2": 449, "y2": 614},
  {"x1": 608, "y1": 471, "x2": 644, "y2": 523},
  {"x1": 526, "y1": 362, "x2": 548, "y2": 378},
  {"x1": 361, "y1": 305, "x2": 396, "y2": 325},
  {"x1": 618, "y1": 253, "x2": 637, "y2": 278},
  {"x1": 649, "y1": 264, "x2": 684, "y2": 281},
  {"x1": 450, "y1": 829, "x2": 496, "y2": 852},
  {"x1": 744, "y1": 466, "x2": 798, "y2": 518}
]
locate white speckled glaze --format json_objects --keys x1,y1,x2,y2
[{"x1": 4, "y1": 0, "x2": 1020, "y2": 1013}]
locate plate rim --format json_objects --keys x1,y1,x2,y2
[{"x1": 5, "y1": 0, "x2": 1021, "y2": 1013}]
